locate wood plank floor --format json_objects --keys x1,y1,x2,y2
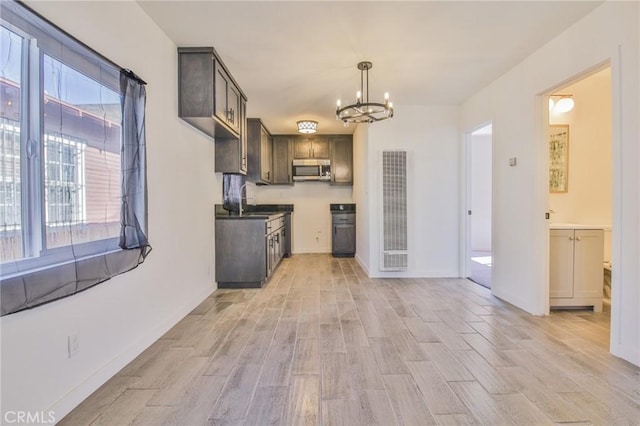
[{"x1": 60, "y1": 254, "x2": 640, "y2": 425}]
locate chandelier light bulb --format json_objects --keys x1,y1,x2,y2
[
  {"x1": 384, "y1": 92, "x2": 389, "y2": 100},
  {"x1": 336, "y1": 99, "x2": 341, "y2": 107}
]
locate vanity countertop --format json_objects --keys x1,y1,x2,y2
[{"x1": 550, "y1": 223, "x2": 608, "y2": 230}]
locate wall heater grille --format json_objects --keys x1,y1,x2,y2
[{"x1": 381, "y1": 150, "x2": 408, "y2": 271}]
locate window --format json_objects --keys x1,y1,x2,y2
[{"x1": 1, "y1": 1, "x2": 149, "y2": 316}]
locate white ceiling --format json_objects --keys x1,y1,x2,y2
[{"x1": 137, "y1": 1, "x2": 602, "y2": 135}]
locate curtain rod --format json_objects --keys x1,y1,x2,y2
[{"x1": 16, "y1": 0, "x2": 147, "y2": 85}]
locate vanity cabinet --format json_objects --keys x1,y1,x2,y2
[
  {"x1": 294, "y1": 136, "x2": 329, "y2": 159},
  {"x1": 247, "y1": 118, "x2": 272, "y2": 184},
  {"x1": 329, "y1": 136, "x2": 353, "y2": 185},
  {"x1": 550, "y1": 228, "x2": 603, "y2": 312},
  {"x1": 272, "y1": 136, "x2": 294, "y2": 185},
  {"x1": 178, "y1": 47, "x2": 248, "y2": 174}
]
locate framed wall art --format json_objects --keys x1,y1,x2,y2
[{"x1": 549, "y1": 124, "x2": 569, "y2": 193}]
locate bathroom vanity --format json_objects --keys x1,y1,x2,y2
[{"x1": 549, "y1": 224, "x2": 604, "y2": 312}]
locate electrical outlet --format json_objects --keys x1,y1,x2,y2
[{"x1": 68, "y1": 334, "x2": 80, "y2": 358}]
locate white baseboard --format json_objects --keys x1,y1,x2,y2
[
  {"x1": 48, "y1": 283, "x2": 216, "y2": 421},
  {"x1": 355, "y1": 254, "x2": 370, "y2": 276}
]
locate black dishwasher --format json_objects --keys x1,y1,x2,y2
[{"x1": 331, "y1": 204, "x2": 356, "y2": 257}]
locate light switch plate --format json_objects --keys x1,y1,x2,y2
[{"x1": 509, "y1": 157, "x2": 517, "y2": 166}]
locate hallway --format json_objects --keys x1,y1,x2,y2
[{"x1": 60, "y1": 254, "x2": 639, "y2": 425}]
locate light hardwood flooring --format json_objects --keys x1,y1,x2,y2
[{"x1": 60, "y1": 254, "x2": 640, "y2": 425}]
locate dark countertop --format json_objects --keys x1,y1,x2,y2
[
  {"x1": 215, "y1": 204, "x2": 294, "y2": 217},
  {"x1": 215, "y1": 204, "x2": 293, "y2": 220},
  {"x1": 215, "y1": 212, "x2": 284, "y2": 220},
  {"x1": 330, "y1": 203, "x2": 356, "y2": 212}
]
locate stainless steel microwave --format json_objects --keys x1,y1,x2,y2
[{"x1": 292, "y1": 159, "x2": 331, "y2": 181}]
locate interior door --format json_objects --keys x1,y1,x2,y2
[{"x1": 466, "y1": 124, "x2": 493, "y2": 288}]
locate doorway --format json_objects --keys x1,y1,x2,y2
[
  {"x1": 466, "y1": 123, "x2": 492, "y2": 288},
  {"x1": 547, "y1": 66, "x2": 612, "y2": 345}
]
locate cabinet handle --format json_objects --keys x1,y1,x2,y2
[
  {"x1": 275, "y1": 234, "x2": 279, "y2": 243},
  {"x1": 576, "y1": 237, "x2": 581, "y2": 241},
  {"x1": 309, "y1": 148, "x2": 311, "y2": 157},
  {"x1": 267, "y1": 171, "x2": 270, "y2": 180},
  {"x1": 569, "y1": 236, "x2": 574, "y2": 240},
  {"x1": 269, "y1": 238, "x2": 274, "y2": 247}
]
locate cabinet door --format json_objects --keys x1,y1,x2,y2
[
  {"x1": 272, "y1": 137, "x2": 293, "y2": 184},
  {"x1": 294, "y1": 138, "x2": 312, "y2": 159},
  {"x1": 573, "y1": 229, "x2": 604, "y2": 298},
  {"x1": 549, "y1": 229, "x2": 575, "y2": 298},
  {"x1": 330, "y1": 136, "x2": 353, "y2": 184},
  {"x1": 227, "y1": 84, "x2": 241, "y2": 132},
  {"x1": 240, "y1": 99, "x2": 247, "y2": 173},
  {"x1": 214, "y1": 65, "x2": 229, "y2": 124},
  {"x1": 311, "y1": 137, "x2": 329, "y2": 158},
  {"x1": 260, "y1": 127, "x2": 272, "y2": 182},
  {"x1": 333, "y1": 224, "x2": 355, "y2": 254}
]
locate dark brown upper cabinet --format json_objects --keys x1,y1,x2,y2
[
  {"x1": 329, "y1": 136, "x2": 353, "y2": 185},
  {"x1": 293, "y1": 136, "x2": 329, "y2": 159},
  {"x1": 247, "y1": 118, "x2": 273, "y2": 185},
  {"x1": 178, "y1": 47, "x2": 248, "y2": 174},
  {"x1": 271, "y1": 136, "x2": 294, "y2": 185}
]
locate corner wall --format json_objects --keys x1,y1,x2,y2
[
  {"x1": 1, "y1": 1, "x2": 218, "y2": 419},
  {"x1": 461, "y1": 2, "x2": 639, "y2": 365}
]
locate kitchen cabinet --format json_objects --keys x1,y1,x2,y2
[
  {"x1": 550, "y1": 228, "x2": 603, "y2": 312},
  {"x1": 178, "y1": 47, "x2": 248, "y2": 174},
  {"x1": 214, "y1": 63, "x2": 242, "y2": 134},
  {"x1": 329, "y1": 136, "x2": 353, "y2": 185},
  {"x1": 247, "y1": 118, "x2": 272, "y2": 184},
  {"x1": 272, "y1": 136, "x2": 294, "y2": 185},
  {"x1": 215, "y1": 214, "x2": 286, "y2": 288},
  {"x1": 331, "y1": 204, "x2": 356, "y2": 257},
  {"x1": 294, "y1": 136, "x2": 329, "y2": 159}
]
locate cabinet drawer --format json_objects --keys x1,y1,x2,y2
[{"x1": 332, "y1": 213, "x2": 355, "y2": 224}]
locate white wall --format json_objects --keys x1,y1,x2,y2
[
  {"x1": 461, "y1": 2, "x2": 639, "y2": 365},
  {"x1": 470, "y1": 134, "x2": 492, "y2": 252},
  {"x1": 549, "y1": 68, "x2": 612, "y2": 227},
  {"x1": 252, "y1": 184, "x2": 352, "y2": 253},
  {"x1": 364, "y1": 105, "x2": 460, "y2": 277},
  {"x1": 1, "y1": 1, "x2": 218, "y2": 420},
  {"x1": 353, "y1": 124, "x2": 370, "y2": 272}
]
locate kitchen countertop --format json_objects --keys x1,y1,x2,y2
[
  {"x1": 215, "y1": 212, "x2": 284, "y2": 220},
  {"x1": 215, "y1": 204, "x2": 293, "y2": 220}
]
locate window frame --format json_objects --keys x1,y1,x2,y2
[{"x1": 0, "y1": 16, "x2": 122, "y2": 277}]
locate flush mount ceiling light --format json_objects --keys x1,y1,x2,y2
[
  {"x1": 297, "y1": 120, "x2": 318, "y2": 134},
  {"x1": 549, "y1": 94, "x2": 574, "y2": 113},
  {"x1": 336, "y1": 61, "x2": 394, "y2": 126}
]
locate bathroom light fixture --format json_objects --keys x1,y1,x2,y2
[
  {"x1": 297, "y1": 120, "x2": 318, "y2": 134},
  {"x1": 549, "y1": 94, "x2": 574, "y2": 113},
  {"x1": 336, "y1": 61, "x2": 394, "y2": 126}
]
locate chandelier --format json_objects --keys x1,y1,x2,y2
[{"x1": 336, "y1": 61, "x2": 394, "y2": 125}]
